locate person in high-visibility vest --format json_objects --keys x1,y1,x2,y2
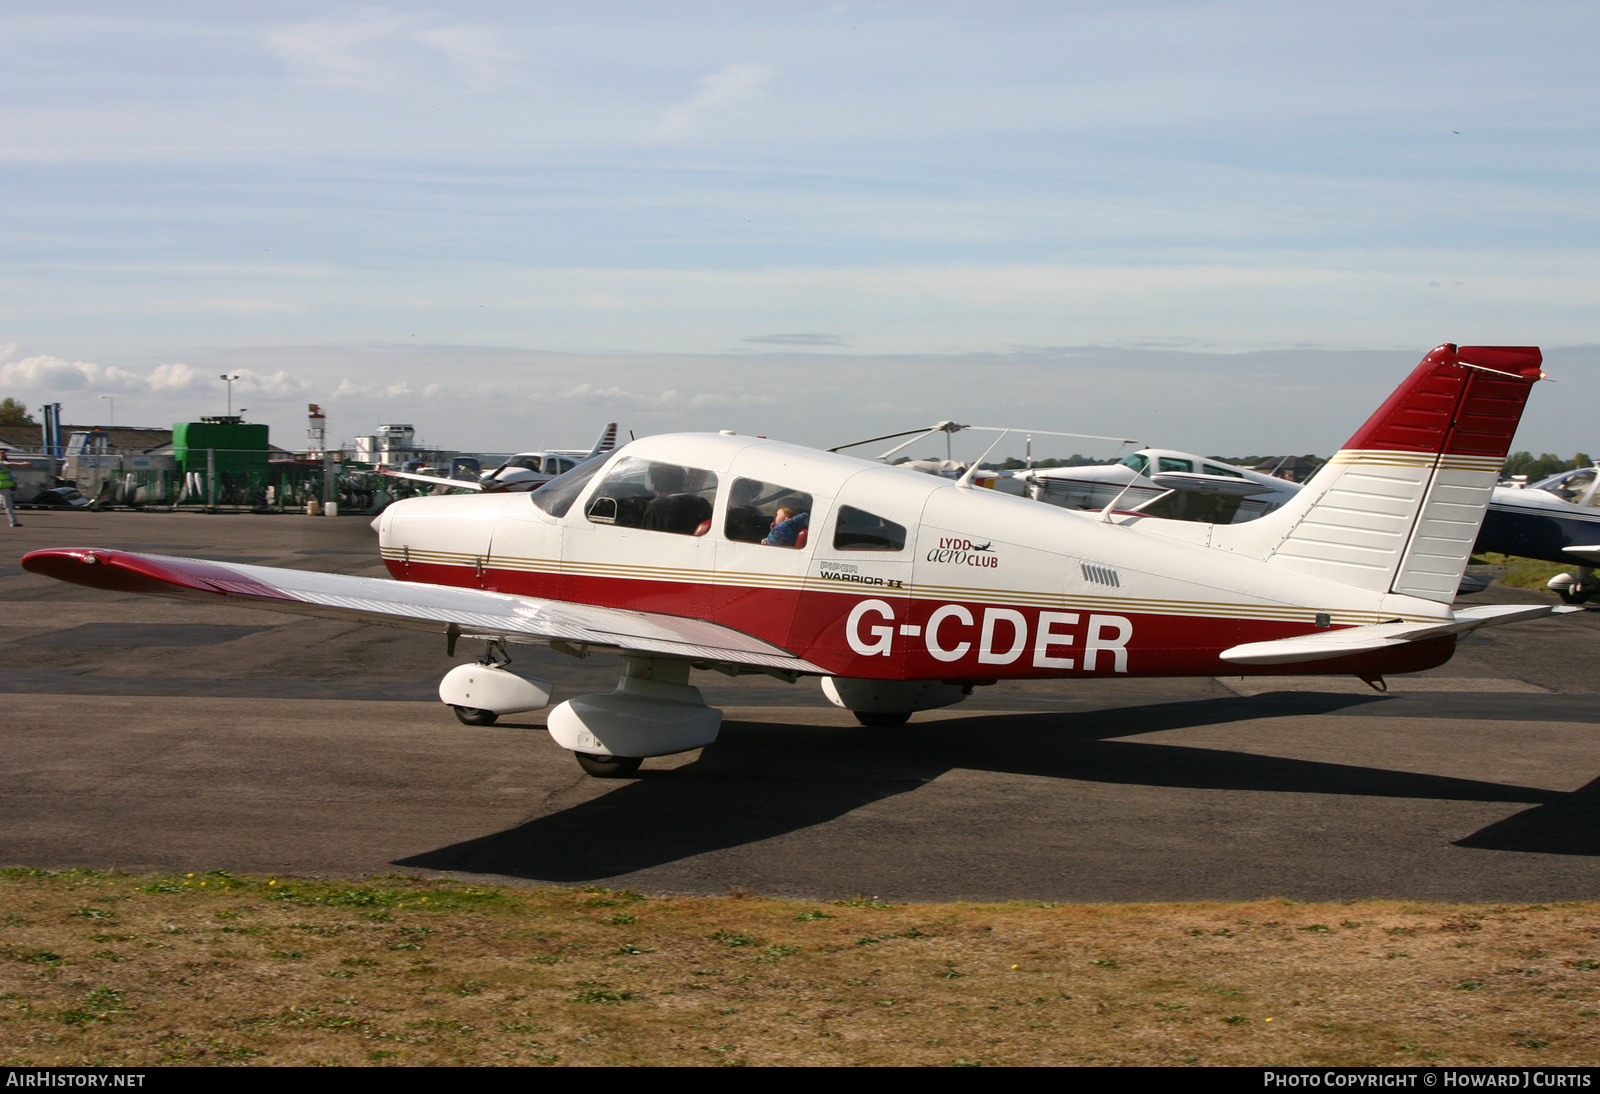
[{"x1": 0, "y1": 447, "x2": 21, "y2": 527}]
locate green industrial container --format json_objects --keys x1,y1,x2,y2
[{"x1": 173, "y1": 421, "x2": 269, "y2": 474}]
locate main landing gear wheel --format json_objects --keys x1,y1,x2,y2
[
  {"x1": 853, "y1": 710, "x2": 911, "y2": 727},
  {"x1": 452, "y1": 706, "x2": 498, "y2": 726},
  {"x1": 575, "y1": 752, "x2": 644, "y2": 778},
  {"x1": 1558, "y1": 588, "x2": 1592, "y2": 605}
]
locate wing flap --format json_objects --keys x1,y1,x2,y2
[{"x1": 21, "y1": 548, "x2": 826, "y2": 674}]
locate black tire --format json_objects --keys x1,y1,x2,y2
[
  {"x1": 575, "y1": 752, "x2": 644, "y2": 778},
  {"x1": 854, "y1": 710, "x2": 911, "y2": 727},
  {"x1": 1558, "y1": 588, "x2": 1592, "y2": 605},
  {"x1": 452, "y1": 706, "x2": 498, "y2": 726}
]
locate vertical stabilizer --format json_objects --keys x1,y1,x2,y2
[
  {"x1": 586, "y1": 423, "x2": 619, "y2": 460},
  {"x1": 1216, "y1": 345, "x2": 1543, "y2": 602}
]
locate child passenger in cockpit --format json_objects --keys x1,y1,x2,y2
[{"x1": 764, "y1": 504, "x2": 809, "y2": 547}]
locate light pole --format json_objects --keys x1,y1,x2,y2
[
  {"x1": 99, "y1": 395, "x2": 113, "y2": 427},
  {"x1": 219, "y1": 374, "x2": 240, "y2": 417}
]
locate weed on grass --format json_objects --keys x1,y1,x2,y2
[{"x1": 2, "y1": 872, "x2": 1600, "y2": 1066}]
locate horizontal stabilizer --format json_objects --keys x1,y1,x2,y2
[
  {"x1": 1219, "y1": 603, "x2": 1565, "y2": 665},
  {"x1": 1562, "y1": 545, "x2": 1600, "y2": 566}
]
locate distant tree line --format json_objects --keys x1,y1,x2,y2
[{"x1": 1503, "y1": 451, "x2": 1594, "y2": 480}]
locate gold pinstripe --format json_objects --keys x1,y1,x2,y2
[
  {"x1": 381, "y1": 547, "x2": 1439, "y2": 626},
  {"x1": 1327, "y1": 449, "x2": 1503, "y2": 472}
]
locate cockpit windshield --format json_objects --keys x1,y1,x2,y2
[
  {"x1": 1119, "y1": 453, "x2": 1150, "y2": 475},
  {"x1": 1532, "y1": 467, "x2": 1600, "y2": 505}
]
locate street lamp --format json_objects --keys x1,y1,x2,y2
[
  {"x1": 99, "y1": 395, "x2": 113, "y2": 427},
  {"x1": 220, "y1": 374, "x2": 240, "y2": 417}
]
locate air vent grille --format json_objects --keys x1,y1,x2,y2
[{"x1": 1081, "y1": 563, "x2": 1121, "y2": 588}]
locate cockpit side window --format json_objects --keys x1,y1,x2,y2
[
  {"x1": 1202, "y1": 463, "x2": 1244, "y2": 478},
  {"x1": 1158, "y1": 457, "x2": 1193, "y2": 473},
  {"x1": 504, "y1": 455, "x2": 541, "y2": 471},
  {"x1": 725, "y1": 477, "x2": 814, "y2": 548},
  {"x1": 585, "y1": 456, "x2": 718, "y2": 536},
  {"x1": 834, "y1": 506, "x2": 906, "y2": 551}
]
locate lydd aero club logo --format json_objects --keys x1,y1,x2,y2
[{"x1": 926, "y1": 536, "x2": 998, "y2": 569}]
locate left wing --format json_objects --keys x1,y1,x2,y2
[
  {"x1": 1147, "y1": 471, "x2": 1279, "y2": 497},
  {"x1": 380, "y1": 470, "x2": 487, "y2": 492},
  {"x1": 20, "y1": 548, "x2": 826, "y2": 674},
  {"x1": 1564, "y1": 545, "x2": 1600, "y2": 566},
  {"x1": 1220, "y1": 603, "x2": 1570, "y2": 665}
]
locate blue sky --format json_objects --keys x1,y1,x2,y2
[{"x1": 2, "y1": 2, "x2": 1597, "y2": 458}]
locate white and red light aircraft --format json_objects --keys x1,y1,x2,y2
[
  {"x1": 381, "y1": 423, "x2": 618, "y2": 494},
  {"x1": 23, "y1": 345, "x2": 1565, "y2": 779}
]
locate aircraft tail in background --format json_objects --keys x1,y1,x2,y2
[{"x1": 586, "y1": 423, "x2": 619, "y2": 460}]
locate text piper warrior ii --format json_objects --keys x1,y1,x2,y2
[{"x1": 23, "y1": 345, "x2": 1568, "y2": 779}]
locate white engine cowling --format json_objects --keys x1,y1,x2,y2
[
  {"x1": 821, "y1": 677, "x2": 970, "y2": 714},
  {"x1": 438, "y1": 662, "x2": 553, "y2": 715}
]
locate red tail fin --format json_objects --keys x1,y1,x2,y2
[{"x1": 1344, "y1": 344, "x2": 1544, "y2": 459}]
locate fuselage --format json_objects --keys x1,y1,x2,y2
[
  {"x1": 1479, "y1": 480, "x2": 1600, "y2": 565},
  {"x1": 376, "y1": 433, "x2": 1457, "y2": 681}
]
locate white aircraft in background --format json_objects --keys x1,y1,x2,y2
[
  {"x1": 834, "y1": 423, "x2": 1300, "y2": 523},
  {"x1": 24, "y1": 345, "x2": 1567, "y2": 782},
  {"x1": 1017, "y1": 450, "x2": 1303, "y2": 524},
  {"x1": 384, "y1": 423, "x2": 617, "y2": 494}
]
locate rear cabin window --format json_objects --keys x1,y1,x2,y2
[
  {"x1": 725, "y1": 478, "x2": 814, "y2": 549},
  {"x1": 834, "y1": 506, "x2": 906, "y2": 551},
  {"x1": 584, "y1": 456, "x2": 718, "y2": 536}
]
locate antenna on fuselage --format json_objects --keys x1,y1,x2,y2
[
  {"x1": 1097, "y1": 479, "x2": 1141, "y2": 523},
  {"x1": 956, "y1": 430, "x2": 1010, "y2": 490}
]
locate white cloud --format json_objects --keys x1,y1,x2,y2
[
  {"x1": 265, "y1": 9, "x2": 507, "y2": 92},
  {"x1": 557, "y1": 382, "x2": 777, "y2": 415},
  {"x1": 0, "y1": 357, "x2": 309, "y2": 400},
  {"x1": 413, "y1": 24, "x2": 509, "y2": 88},
  {"x1": 0, "y1": 355, "x2": 148, "y2": 393},
  {"x1": 656, "y1": 62, "x2": 774, "y2": 140}
]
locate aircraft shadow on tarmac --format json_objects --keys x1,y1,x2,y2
[{"x1": 397, "y1": 693, "x2": 1600, "y2": 882}]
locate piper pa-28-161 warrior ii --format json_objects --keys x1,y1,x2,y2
[
  {"x1": 381, "y1": 423, "x2": 619, "y2": 494},
  {"x1": 23, "y1": 344, "x2": 1570, "y2": 779}
]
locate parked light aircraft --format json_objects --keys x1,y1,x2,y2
[
  {"x1": 1015, "y1": 450, "x2": 1301, "y2": 524},
  {"x1": 1047, "y1": 445, "x2": 1600, "y2": 603},
  {"x1": 23, "y1": 345, "x2": 1567, "y2": 781},
  {"x1": 1477, "y1": 463, "x2": 1600, "y2": 603},
  {"x1": 383, "y1": 423, "x2": 617, "y2": 494}
]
